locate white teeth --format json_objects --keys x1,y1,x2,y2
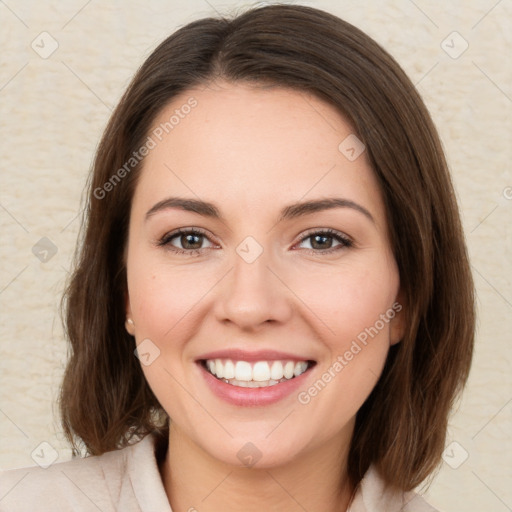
[
  {"x1": 252, "y1": 361, "x2": 270, "y2": 381},
  {"x1": 214, "y1": 359, "x2": 224, "y2": 378},
  {"x1": 294, "y1": 361, "x2": 308, "y2": 376},
  {"x1": 235, "y1": 361, "x2": 252, "y2": 381},
  {"x1": 283, "y1": 361, "x2": 295, "y2": 379},
  {"x1": 204, "y1": 358, "x2": 310, "y2": 386},
  {"x1": 224, "y1": 359, "x2": 235, "y2": 379},
  {"x1": 270, "y1": 361, "x2": 284, "y2": 380}
]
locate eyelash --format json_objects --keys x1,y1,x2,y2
[{"x1": 157, "y1": 227, "x2": 353, "y2": 256}]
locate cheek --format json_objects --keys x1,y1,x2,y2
[
  {"x1": 286, "y1": 255, "x2": 400, "y2": 348},
  {"x1": 293, "y1": 268, "x2": 396, "y2": 432},
  {"x1": 292, "y1": 255, "x2": 399, "y2": 421},
  {"x1": 295, "y1": 336, "x2": 388, "y2": 444},
  {"x1": 126, "y1": 259, "x2": 217, "y2": 416},
  {"x1": 126, "y1": 257, "x2": 216, "y2": 341}
]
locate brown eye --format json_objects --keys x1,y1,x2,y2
[
  {"x1": 159, "y1": 228, "x2": 214, "y2": 254},
  {"x1": 297, "y1": 229, "x2": 352, "y2": 253},
  {"x1": 310, "y1": 234, "x2": 334, "y2": 250},
  {"x1": 177, "y1": 233, "x2": 204, "y2": 250}
]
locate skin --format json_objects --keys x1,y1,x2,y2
[{"x1": 125, "y1": 82, "x2": 405, "y2": 512}]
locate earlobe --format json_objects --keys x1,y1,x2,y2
[
  {"x1": 125, "y1": 293, "x2": 135, "y2": 336},
  {"x1": 389, "y1": 319, "x2": 404, "y2": 345},
  {"x1": 125, "y1": 317, "x2": 135, "y2": 336},
  {"x1": 389, "y1": 294, "x2": 406, "y2": 346}
]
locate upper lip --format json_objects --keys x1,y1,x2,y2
[{"x1": 196, "y1": 349, "x2": 316, "y2": 363}]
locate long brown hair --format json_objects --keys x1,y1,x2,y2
[{"x1": 60, "y1": 4, "x2": 475, "y2": 491}]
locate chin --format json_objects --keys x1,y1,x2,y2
[{"x1": 197, "y1": 429, "x2": 312, "y2": 470}]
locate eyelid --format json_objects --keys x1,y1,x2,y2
[
  {"x1": 157, "y1": 227, "x2": 220, "y2": 252},
  {"x1": 293, "y1": 228, "x2": 353, "y2": 248},
  {"x1": 157, "y1": 227, "x2": 353, "y2": 255},
  {"x1": 159, "y1": 226, "x2": 210, "y2": 242}
]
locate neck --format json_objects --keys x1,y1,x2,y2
[{"x1": 160, "y1": 422, "x2": 355, "y2": 512}]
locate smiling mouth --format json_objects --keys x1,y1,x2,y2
[{"x1": 199, "y1": 358, "x2": 316, "y2": 388}]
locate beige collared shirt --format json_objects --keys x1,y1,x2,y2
[{"x1": 0, "y1": 434, "x2": 438, "y2": 511}]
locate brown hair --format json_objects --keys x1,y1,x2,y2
[{"x1": 60, "y1": 4, "x2": 475, "y2": 492}]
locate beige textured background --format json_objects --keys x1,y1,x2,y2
[{"x1": 0, "y1": 1, "x2": 510, "y2": 510}]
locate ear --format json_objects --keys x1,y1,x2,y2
[
  {"x1": 125, "y1": 292, "x2": 136, "y2": 336},
  {"x1": 389, "y1": 290, "x2": 406, "y2": 346}
]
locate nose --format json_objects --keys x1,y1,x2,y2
[{"x1": 213, "y1": 246, "x2": 294, "y2": 331}]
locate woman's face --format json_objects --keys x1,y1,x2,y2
[{"x1": 125, "y1": 82, "x2": 404, "y2": 468}]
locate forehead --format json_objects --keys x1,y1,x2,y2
[{"x1": 133, "y1": 82, "x2": 386, "y2": 226}]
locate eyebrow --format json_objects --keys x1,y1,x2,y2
[{"x1": 145, "y1": 196, "x2": 374, "y2": 224}]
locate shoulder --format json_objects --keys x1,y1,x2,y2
[
  {"x1": 351, "y1": 465, "x2": 440, "y2": 512},
  {"x1": 0, "y1": 434, "x2": 170, "y2": 512},
  {"x1": 0, "y1": 443, "x2": 130, "y2": 512}
]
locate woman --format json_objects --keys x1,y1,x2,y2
[{"x1": 0, "y1": 4, "x2": 474, "y2": 511}]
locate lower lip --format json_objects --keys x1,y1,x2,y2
[{"x1": 197, "y1": 362, "x2": 314, "y2": 407}]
